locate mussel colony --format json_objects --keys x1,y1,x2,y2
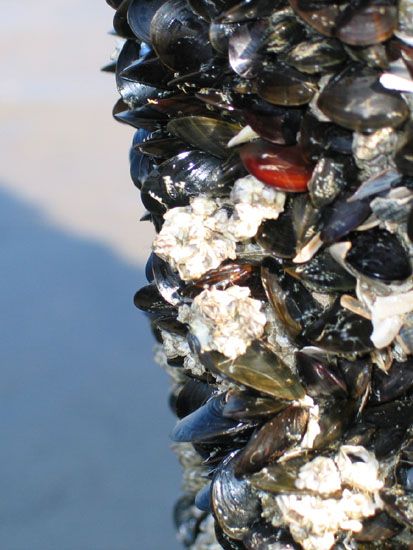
[{"x1": 105, "y1": 0, "x2": 413, "y2": 547}]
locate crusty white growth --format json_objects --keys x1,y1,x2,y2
[
  {"x1": 154, "y1": 180, "x2": 285, "y2": 281},
  {"x1": 153, "y1": 197, "x2": 236, "y2": 281},
  {"x1": 296, "y1": 457, "x2": 341, "y2": 495},
  {"x1": 262, "y1": 445, "x2": 383, "y2": 550},
  {"x1": 352, "y1": 127, "x2": 398, "y2": 177},
  {"x1": 161, "y1": 330, "x2": 190, "y2": 359},
  {"x1": 228, "y1": 175, "x2": 286, "y2": 240},
  {"x1": 178, "y1": 286, "x2": 266, "y2": 359},
  {"x1": 335, "y1": 445, "x2": 383, "y2": 493}
]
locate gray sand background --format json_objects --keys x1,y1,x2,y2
[{"x1": 0, "y1": 1, "x2": 181, "y2": 548}]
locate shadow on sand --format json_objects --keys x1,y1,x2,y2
[{"x1": 0, "y1": 189, "x2": 180, "y2": 549}]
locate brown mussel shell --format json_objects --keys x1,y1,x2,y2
[
  {"x1": 234, "y1": 406, "x2": 309, "y2": 475},
  {"x1": 318, "y1": 65, "x2": 410, "y2": 132}
]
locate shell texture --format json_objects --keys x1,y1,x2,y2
[{"x1": 105, "y1": 0, "x2": 413, "y2": 548}]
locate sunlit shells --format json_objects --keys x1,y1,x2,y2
[
  {"x1": 150, "y1": 0, "x2": 213, "y2": 73},
  {"x1": 346, "y1": 228, "x2": 412, "y2": 282},
  {"x1": 240, "y1": 141, "x2": 313, "y2": 192},
  {"x1": 257, "y1": 62, "x2": 318, "y2": 106},
  {"x1": 200, "y1": 341, "x2": 306, "y2": 401},
  {"x1": 235, "y1": 407, "x2": 309, "y2": 475},
  {"x1": 318, "y1": 66, "x2": 410, "y2": 132},
  {"x1": 335, "y1": 1, "x2": 397, "y2": 47},
  {"x1": 167, "y1": 117, "x2": 241, "y2": 159},
  {"x1": 228, "y1": 20, "x2": 269, "y2": 79}
]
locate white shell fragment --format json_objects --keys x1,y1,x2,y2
[
  {"x1": 380, "y1": 73, "x2": 413, "y2": 93},
  {"x1": 227, "y1": 125, "x2": 259, "y2": 148},
  {"x1": 263, "y1": 445, "x2": 384, "y2": 550},
  {"x1": 178, "y1": 286, "x2": 267, "y2": 359}
]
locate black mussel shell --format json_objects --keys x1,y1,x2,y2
[
  {"x1": 363, "y1": 399, "x2": 413, "y2": 431},
  {"x1": 175, "y1": 379, "x2": 216, "y2": 419},
  {"x1": 151, "y1": 253, "x2": 184, "y2": 305},
  {"x1": 303, "y1": 298, "x2": 374, "y2": 354},
  {"x1": 289, "y1": 0, "x2": 344, "y2": 37},
  {"x1": 308, "y1": 153, "x2": 358, "y2": 209},
  {"x1": 199, "y1": 341, "x2": 306, "y2": 401},
  {"x1": 346, "y1": 227, "x2": 412, "y2": 282},
  {"x1": 256, "y1": 214, "x2": 296, "y2": 259},
  {"x1": 409, "y1": 204, "x2": 413, "y2": 242},
  {"x1": 261, "y1": 257, "x2": 322, "y2": 339},
  {"x1": 313, "y1": 399, "x2": 356, "y2": 450},
  {"x1": 127, "y1": 0, "x2": 166, "y2": 42},
  {"x1": 370, "y1": 359, "x2": 413, "y2": 405},
  {"x1": 335, "y1": 1, "x2": 397, "y2": 47},
  {"x1": 211, "y1": 451, "x2": 261, "y2": 540},
  {"x1": 174, "y1": 495, "x2": 207, "y2": 546},
  {"x1": 243, "y1": 522, "x2": 298, "y2": 550},
  {"x1": 228, "y1": 20, "x2": 269, "y2": 79},
  {"x1": 113, "y1": 0, "x2": 135, "y2": 38},
  {"x1": 113, "y1": 102, "x2": 168, "y2": 131},
  {"x1": 354, "y1": 511, "x2": 402, "y2": 542},
  {"x1": 129, "y1": 129, "x2": 154, "y2": 188},
  {"x1": 299, "y1": 113, "x2": 353, "y2": 162},
  {"x1": 234, "y1": 406, "x2": 309, "y2": 475},
  {"x1": 116, "y1": 41, "x2": 166, "y2": 107},
  {"x1": 195, "y1": 482, "x2": 212, "y2": 512},
  {"x1": 167, "y1": 116, "x2": 241, "y2": 159},
  {"x1": 239, "y1": 100, "x2": 302, "y2": 145},
  {"x1": 120, "y1": 56, "x2": 173, "y2": 89},
  {"x1": 182, "y1": 262, "x2": 255, "y2": 299},
  {"x1": 396, "y1": 439, "x2": 413, "y2": 492},
  {"x1": 321, "y1": 196, "x2": 371, "y2": 244},
  {"x1": 140, "y1": 150, "x2": 222, "y2": 214},
  {"x1": 217, "y1": 0, "x2": 282, "y2": 23},
  {"x1": 133, "y1": 282, "x2": 177, "y2": 314},
  {"x1": 396, "y1": 123, "x2": 413, "y2": 177},
  {"x1": 171, "y1": 394, "x2": 255, "y2": 443},
  {"x1": 257, "y1": 62, "x2": 318, "y2": 106},
  {"x1": 223, "y1": 390, "x2": 287, "y2": 420},
  {"x1": 296, "y1": 349, "x2": 348, "y2": 399},
  {"x1": 250, "y1": 458, "x2": 304, "y2": 493},
  {"x1": 149, "y1": 95, "x2": 210, "y2": 118},
  {"x1": 337, "y1": 357, "x2": 371, "y2": 399},
  {"x1": 284, "y1": 37, "x2": 346, "y2": 74},
  {"x1": 210, "y1": 21, "x2": 242, "y2": 55},
  {"x1": 215, "y1": 524, "x2": 247, "y2": 550},
  {"x1": 150, "y1": 0, "x2": 213, "y2": 73},
  {"x1": 138, "y1": 135, "x2": 187, "y2": 159},
  {"x1": 380, "y1": 488, "x2": 413, "y2": 530},
  {"x1": 285, "y1": 249, "x2": 356, "y2": 293},
  {"x1": 318, "y1": 65, "x2": 410, "y2": 132}
]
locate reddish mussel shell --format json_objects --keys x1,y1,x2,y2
[{"x1": 240, "y1": 141, "x2": 314, "y2": 192}]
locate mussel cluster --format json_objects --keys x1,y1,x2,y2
[{"x1": 105, "y1": 0, "x2": 413, "y2": 548}]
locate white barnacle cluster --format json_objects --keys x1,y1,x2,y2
[
  {"x1": 178, "y1": 286, "x2": 267, "y2": 360},
  {"x1": 161, "y1": 330, "x2": 206, "y2": 377},
  {"x1": 262, "y1": 445, "x2": 384, "y2": 550},
  {"x1": 153, "y1": 196, "x2": 236, "y2": 281},
  {"x1": 153, "y1": 177, "x2": 285, "y2": 281},
  {"x1": 227, "y1": 175, "x2": 286, "y2": 240}
]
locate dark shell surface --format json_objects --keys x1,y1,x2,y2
[{"x1": 346, "y1": 228, "x2": 412, "y2": 282}]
